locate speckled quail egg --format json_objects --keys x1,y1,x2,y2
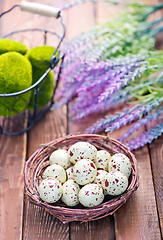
[
  {"x1": 68, "y1": 141, "x2": 97, "y2": 164},
  {"x1": 108, "y1": 153, "x2": 132, "y2": 178},
  {"x1": 42, "y1": 164, "x2": 66, "y2": 183},
  {"x1": 49, "y1": 149, "x2": 71, "y2": 169},
  {"x1": 94, "y1": 170, "x2": 108, "y2": 187},
  {"x1": 73, "y1": 159, "x2": 97, "y2": 185},
  {"x1": 94, "y1": 150, "x2": 111, "y2": 170},
  {"x1": 38, "y1": 177, "x2": 62, "y2": 203},
  {"x1": 78, "y1": 183, "x2": 104, "y2": 207},
  {"x1": 66, "y1": 166, "x2": 74, "y2": 180},
  {"x1": 101, "y1": 171, "x2": 128, "y2": 196},
  {"x1": 61, "y1": 179, "x2": 80, "y2": 206}
]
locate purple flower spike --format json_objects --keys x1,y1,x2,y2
[
  {"x1": 118, "y1": 108, "x2": 163, "y2": 142},
  {"x1": 125, "y1": 122, "x2": 163, "y2": 150}
]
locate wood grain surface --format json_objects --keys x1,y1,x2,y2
[
  {"x1": 0, "y1": 2, "x2": 28, "y2": 239},
  {"x1": 0, "y1": 0, "x2": 162, "y2": 240},
  {"x1": 0, "y1": 133, "x2": 26, "y2": 240},
  {"x1": 108, "y1": 125, "x2": 162, "y2": 240},
  {"x1": 23, "y1": 107, "x2": 69, "y2": 240},
  {"x1": 149, "y1": 135, "x2": 163, "y2": 237}
]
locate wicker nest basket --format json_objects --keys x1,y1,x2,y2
[{"x1": 24, "y1": 134, "x2": 139, "y2": 223}]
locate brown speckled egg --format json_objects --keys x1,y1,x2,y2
[
  {"x1": 73, "y1": 159, "x2": 97, "y2": 185},
  {"x1": 78, "y1": 183, "x2": 104, "y2": 207},
  {"x1": 42, "y1": 164, "x2": 66, "y2": 183},
  {"x1": 108, "y1": 153, "x2": 132, "y2": 178},
  {"x1": 61, "y1": 179, "x2": 80, "y2": 206},
  {"x1": 101, "y1": 171, "x2": 128, "y2": 196},
  {"x1": 49, "y1": 149, "x2": 71, "y2": 169},
  {"x1": 66, "y1": 166, "x2": 74, "y2": 180},
  {"x1": 94, "y1": 170, "x2": 108, "y2": 187},
  {"x1": 94, "y1": 150, "x2": 111, "y2": 170},
  {"x1": 68, "y1": 141, "x2": 97, "y2": 164},
  {"x1": 38, "y1": 177, "x2": 62, "y2": 203}
]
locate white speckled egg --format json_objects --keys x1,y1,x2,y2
[
  {"x1": 38, "y1": 177, "x2": 62, "y2": 203},
  {"x1": 42, "y1": 164, "x2": 66, "y2": 183},
  {"x1": 68, "y1": 141, "x2": 97, "y2": 164},
  {"x1": 94, "y1": 170, "x2": 108, "y2": 187},
  {"x1": 49, "y1": 149, "x2": 71, "y2": 169},
  {"x1": 78, "y1": 183, "x2": 104, "y2": 207},
  {"x1": 61, "y1": 179, "x2": 80, "y2": 206},
  {"x1": 73, "y1": 159, "x2": 97, "y2": 185},
  {"x1": 94, "y1": 150, "x2": 111, "y2": 170},
  {"x1": 108, "y1": 153, "x2": 132, "y2": 178},
  {"x1": 66, "y1": 166, "x2": 74, "y2": 180},
  {"x1": 101, "y1": 171, "x2": 128, "y2": 196}
]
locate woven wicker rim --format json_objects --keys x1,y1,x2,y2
[{"x1": 24, "y1": 134, "x2": 139, "y2": 223}]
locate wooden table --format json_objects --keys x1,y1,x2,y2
[{"x1": 0, "y1": 0, "x2": 162, "y2": 239}]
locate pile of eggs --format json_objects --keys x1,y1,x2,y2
[{"x1": 38, "y1": 141, "x2": 132, "y2": 208}]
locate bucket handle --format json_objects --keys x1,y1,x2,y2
[{"x1": 20, "y1": 1, "x2": 60, "y2": 18}]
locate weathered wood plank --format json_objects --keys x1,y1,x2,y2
[
  {"x1": 70, "y1": 218, "x2": 115, "y2": 240},
  {"x1": 96, "y1": 1, "x2": 122, "y2": 25},
  {"x1": 23, "y1": 107, "x2": 70, "y2": 240},
  {"x1": 0, "y1": 134, "x2": 27, "y2": 240},
  {"x1": 24, "y1": 199, "x2": 69, "y2": 240},
  {"x1": 109, "y1": 127, "x2": 162, "y2": 240},
  {"x1": 149, "y1": 135, "x2": 163, "y2": 237},
  {"x1": 0, "y1": 1, "x2": 28, "y2": 240},
  {"x1": 64, "y1": 1, "x2": 96, "y2": 40},
  {"x1": 115, "y1": 147, "x2": 161, "y2": 240},
  {"x1": 1, "y1": 0, "x2": 162, "y2": 240}
]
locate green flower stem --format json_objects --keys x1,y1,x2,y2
[
  {"x1": 148, "y1": 17, "x2": 163, "y2": 28},
  {"x1": 149, "y1": 26, "x2": 163, "y2": 37},
  {"x1": 152, "y1": 3, "x2": 163, "y2": 12},
  {"x1": 144, "y1": 3, "x2": 163, "y2": 19},
  {"x1": 140, "y1": 17, "x2": 163, "y2": 35}
]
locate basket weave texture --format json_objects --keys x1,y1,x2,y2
[{"x1": 24, "y1": 134, "x2": 139, "y2": 223}]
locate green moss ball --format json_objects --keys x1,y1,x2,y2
[
  {"x1": 0, "y1": 52, "x2": 32, "y2": 116},
  {"x1": 0, "y1": 38, "x2": 28, "y2": 55},
  {"x1": 26, "y1": 45, "x2": 58, "y2": 70},
  {"x1": 28, "y1": 66, "x2": 55, "y2": 109}
]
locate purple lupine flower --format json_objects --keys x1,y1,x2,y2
[
  {"x1": 55, "y1": 51, "x2": 151, "y2": 111},
  {"x1": 125, "y1": 122, "x2": 163, "y2": 150},
  {"x1": 118, "y1": 108, "x2": 163, "y2": 142},
  {"x1": 85, "y1": 97, "x2": 163, "y2": 134},
  {"x1": 72, "y1": 87, "x2": 133, "y2": 119},
  {"x1": 56, "y1": 58, "x2": 124, "y2": 104},
  {"x1": 74, "y1": 60, "x2": 145, "y2": 109},
  {"x1": 56, "y1": 59, "x2": 87, "y2": 99},
  {"x1": 61, "y1": 24, "x2": 107, "y2": 63},
  {"x1": 71, "y1": 75, "x2": 158, "y2": 119},
  {"x1": 52, "y1": 81, "x2": 82, "y2": 109},
  {"x1": 71, "y1": 64, "x2": 159, "y2": 119},
  {"x1": 85, "y1": 114, "x2": 121, "y2": 133},
  {"x1": 105, "y1": 98, "x2": 163, "y2": 133},
  {"x1": 98, "y1": 64, "x2": 148, "y2": 102}
]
